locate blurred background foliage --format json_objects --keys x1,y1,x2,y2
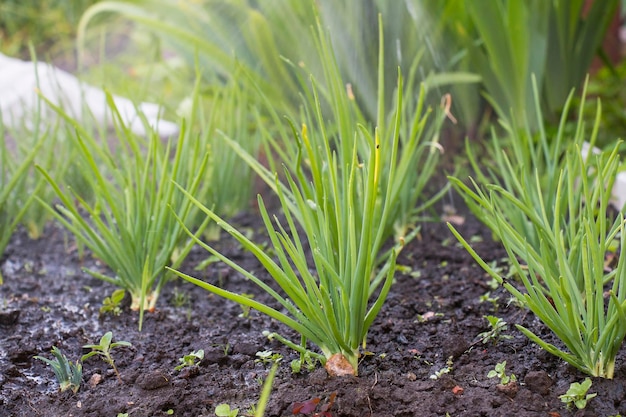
[
  {"x1": 1, "y1": 0, "x2": 626, "y2": 278},
  {"x1": 0, "y1": 0, "x2": 99, "y2": 60},
  {"x1": 0, "y1": 0, "x2": 624, "y2": 142}
]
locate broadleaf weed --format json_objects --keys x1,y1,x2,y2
[
  {"x1": 560, "y1": 378, "x2": 597, "y2": 410},
  {"x1": 99, "y1": 289, "x2": 125, "y2": 317},
  {"x1": 487, "y1": 361, "x2": 517, "y2": 385},
  {"x1": 477, "y1": 315, "x2": 512, "y2": 345},
  {"x1": 174, "y1": 349, "x2": 204, "y2": 371},
  {"x1": 81, "y1": 331, "x2": 132, "y2": 383}
]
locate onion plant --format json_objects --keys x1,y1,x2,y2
[
  {"x1": 9, "y1": 120, "x2": 93, "y2": 241},
  {"x1": 77, "y1": 0, "x2": 617, "y2": 132},
  {"x1": 402, "y1": 0, "x2": 618, "y2": 130},
  {"x1": 251, "y1": 17, "x2": 448, "y2": 248},
  {"x1": 77, "y1": 0, "x2": 307, "y2": 115},
  {"x1": 169, "y1": 18, "x2": 446, "y2": 376},
  {"x1": 179, "y1": 70, "x2": 260, "y2": 240},
  {"x1": 457, "y1": 78, "x2": 596, "y2": 262},
  {"x1": 449, "y1": 87, "x2": 626, "y2": 378},
  {"x1": 34, "y1": 346, "x2": 83, "y2": 393},
  {"x1": 0, "y1": 119, "x2": 46, "y2": 284},
  {"x1": 1, "y1": 59, "x2": 92, "y2": 283},
  {"x1": 2, "y1": 51, "x2": 98, "y2": 243},
  {"x1": 37, "y1": 94, "x2": 210, "y2": 330}
]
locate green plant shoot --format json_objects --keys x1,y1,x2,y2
[
  {"x1": 487, "y1": 361, "x2": 516, "y2": 385},
  {"x1": 0, "y1": 113, "x2": 48, "y2": 284},
  {"x1": 477, "y1": 316, "x2": 512, "y2": 345},
  {"x1": 35, "y1": 346, "x2": 82, "y2": 393},
  {"x1": 100, "y1": 289, "x2": 125, "y2": 317},
  {"x1": 214, "y1": 403, "x2": 239, "y2": 417},
  {"x1": 174, "y1": 349, "x2": 204, "y2": 371},
  {"x1": 560, "y1": 378, "x2": 597, "y2": 410},
  {"x1": 81, "y1": 331, "x2": 132, "y2": 383}
]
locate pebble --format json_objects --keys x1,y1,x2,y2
[
  {"x1": 0, "y1": 310, "x2": 20, "y2": 326},
  {"x1": 88, "y1": 373, "x2": 102, "y2": 387},
  {"x1": 524, "y1": 370, "x2": 553, "y2": 395},
  {"x1": 496, "y1": 381, "x2": 519, "y2": 398},
  {"x1": 136, "y1": 370, "x2": 171, "y2": 390},
  {"x1": 203, "y1": 349, "x2": 228, "y2": 365},
  {"x1": 231, "y1": 342, "x2": 258, "y2": 357},
  {"x1": 443, "y1": 334, "x2": 469, "y2": 359}
]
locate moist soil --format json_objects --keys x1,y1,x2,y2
[{"x1": 2, "y1": 198, "x2": 626, "y2": 417}]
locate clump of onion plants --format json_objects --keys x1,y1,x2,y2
[
  {"x1": 450, "y1": 82, "x2": 626, "y2": 378},
  {"x1": 178, "y1": 70, "x2": 260, "y2": 241},
  {"x1": 37, "y1": 94, "x2": 210, "y2": 329},
  {"x1": 2, "y1": 51, "x2": 98, "y2": 244},
  {"x1": 12, "y1": 119, "x2": 94, "y2": 241},
  {"x1": 1, "y1": 74, "x2": 68, "y2": 285},
  {"x1": 250, "y1": 16, "x2": 447, "y2": 250},
  {"x1": 169, "y1": 18, "x2": 446, "y2": 376},
  {"x1": 0, "y1": 119, "x2": 45, "y2": 284}
]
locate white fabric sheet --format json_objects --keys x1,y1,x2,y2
[{"x1": 0, "y1": 53, "x2": 178, "y2": 137}]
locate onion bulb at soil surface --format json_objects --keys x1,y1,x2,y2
[{"x1": 324, "y1": 353, "x2": 356, "y2": 377}]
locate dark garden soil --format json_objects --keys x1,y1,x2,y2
[{"x1": 2, "y1": 197, "x2": 626, "y2": 417}]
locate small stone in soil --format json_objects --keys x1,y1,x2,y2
[
  {"x1": 202, "y1": 349, "x2": 228, "y2": 365},
  {"x1": 231, "y1": 342, "x2": 258, "y2": 357},
  {"x1": 496, "y1": 381, "x2": 519, "y2": 398},
  {"x1": 0, "y1": 309, "x2": 20, "y2": 325},
  {"x1": 443, "y1": 334, "x2": 469, "y2": 359},
  {"x1": 88, "y1": 373, "x2": 102, "y2": 387},
  {"x1": 524, "y1": 370, "x2": 553, "y2": 395},
  {"x1": 136, "y1": 370, "x2": 171, "y2": 390}
]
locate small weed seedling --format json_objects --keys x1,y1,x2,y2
[
  {"x1": 215, "y1": 403, "x2": 239, "y2": 417},
  {"x1": 81, "y1": 332, "x2": 132, "y2": 383},
  {"x1": 238, "y1": 293, "x2": 255, "y2": 318},
  {"x1": 175, "y1": 349, "x2": 204, "y2": 371},
  {"x1": 559, "y1": 378, "x2": 597, "y2": 410},
  {"x1": 478, "y1": 292, "x2": 500, "y2": 312},
  {"x1": 171, "y1": 288, "x2": 193, "y2": 321},
  {"x1": 255, "y1": 350, "x2": 283, "y2": 366},
  {"x1": 215, "y1": 360, "x2": 279, "y2": 417},
  {"x1": 430, "y1": 356, "x2": 454, "y2": 380},
  {"x1": 219, "y1": 343, "x2": 231, "y2": 356},
  {"x1": 477, "y1": 316, "x2": 512, "y2": 344},
  {"x1": 34, "y1": 346, "x2": 82, "y2": 393},
  {"x1": 99, "y1": 289, "x2": 125, "y2": 317},
  {"x1": 487, "y1": 361, "x2": 517, "y2": 385},
  {"x1": 290, "y1": 351, "x2": 318, "y2": 374},
  {"x1": 170, "y1": 288, "x2": 190, "y2": 308}
]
